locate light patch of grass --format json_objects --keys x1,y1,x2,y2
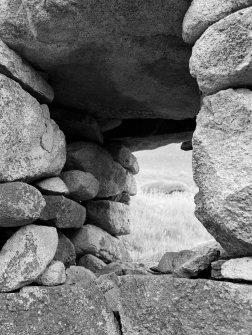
[{"x1": 129, "y1": 191, "x2": 212, "y2": 263}]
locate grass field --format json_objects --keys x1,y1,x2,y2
[{"x1": 128, "y1": 144, "x2": 212, "y2": 263}]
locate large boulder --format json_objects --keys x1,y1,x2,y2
[
  {"x1": 0, "y1": 39, "x2": 54, "y2": 102},
  {"x1": 190, "y1": 7, "x2": 252, "y2": 95},
  {"x1": 0, "y1": 74, "x2": 66, "y2": 182},
  {"x1": 0, "y1": 182, "x2": 45, "y2": 227},
  {"x1": 0, "y1": 0, "x2": 199, "y2": 120},
  {"x1": 67, "y1": 224, "x2": 131, "y2": 263},
  {"x1": 193, "y1": 89, "x2": 252, "y2": 256},
  {"x1": 86, "y1": 200, "x2": 131, "y2": 236},
  {"x1": 40, "y1": 196, "x2": 86, "y2": 229},
  {"x1": 65, "y1": 142, "x2": 127, "y2": 198},
  {"x1": 117, "y1": 276, "x2": 252, "y2": 335},
  {"x1": 0, "y1": 285, "x2": 120, "y2": 335},
  {"x1": 0, "y1": 224, "x2": 58, "y2": 292},
  {"x1": 183, "y1": 0, "x2": 252, "y2": 44}
]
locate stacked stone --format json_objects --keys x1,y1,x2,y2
[
  {"x1": 182, "y1": 2, "x2": 252, "y2": 267},
  {"x1": 0, "y1": 39, "x2": 139, "y2": 292}
]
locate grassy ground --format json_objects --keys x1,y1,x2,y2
[{"x1": 128, "y1": 144, "x2": 212, "y2": 263}]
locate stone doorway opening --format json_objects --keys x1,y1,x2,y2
[{"x1": 129, "y1": 143, "x2": 211, "y2": 264}]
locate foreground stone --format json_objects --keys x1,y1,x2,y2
[
  {"x1": 157, "y1": 250, "x2": 195, "y2": 274},
  {"x1": 105, "y1": 143, "x2": 139, "y2": 174},
  {"x1": 0, "y1": 225, "x2": 58, "y2": 292},
  {"x1": 193, "y1": 89, "x2": 252, "y2": 256},
  {"x1": 54, "y1": 232, "x2": 76, "y2": 268},
  {"x1": 40, "y1": 196, "x2": 86, "y2": 229},
  {"x1": 35, "y1": 261, "x2": 66, "y2": 286},
  {"x1": 212, "y1": 257, "x2": 252, "y2": 282},
  {"x1": 0, "y1": 74, "x2": 66, "y2": 182},
  {"x1": 67, "y1": 224, "x2": 131, "y2": 263},
  {"x1": 0, "y1": 285, "x2": 120, "y2": 335},
  {"x1": 190, "y1": 7, "x2": 252, "y2": 95},
  {"x1": 174, "y1": 241, "x2": 221, "y2": 278},
  {"x1": 117, "y1": 276, "x2": 252, "y2": 335},
  {"x1": 86, "y1": 200, "x2": 131, "y2": 236},
  {"x1": 183, "y1": 0, "x2": 252, "y2": 44},
  {"x1": 0, "y1": 182, "x2": 45, "y2": 227},
  {"x1": 35, "y1": 177, "x2": 69, "y2": 196},
  {"x1": 61, "y1": 170, "x2": 99, "y2": 201},
  {"x1": 0, "y1": 39, "x2": 54, "y2": 102},
  {"x1": 66, "y1": 142, "x2": 127, "y2": 197}
]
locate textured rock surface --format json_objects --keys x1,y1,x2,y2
[
  {"x1": 190, "y1": 7, "x2": 252, "y2": 95},
  {"x1": 174, "y1": 241, "x2": 221, "y2": 278},
  {"x1": 66, "y1": 142, "x2": 127, "y2": 198},
  {"x1": 0, "y1": 225, "x2": 58, "y2": 292},
  {"x1": 183, "y1": 0, "x2": 252, "y2": 44},
  {"x1": 0, "y1": 182, "x2": 45, "y2": 227},
  {"x1": 117, "y1": 276, "x2": 252, "y2": 335},
  {"x1": 123, "y1": 172, "x2": 137, "y2": 196},
  {"x1": 0, "y1": 39, "x2": 54, "y2": 102},
  {"x1": 40, "y1": 196, "x2": 86, "y2": 229},
  {"x1": 78, "y1": 254, "x2": 106, "y2": 273},
  {"x1": 0, "y1": 285, "x2": 120, "y2": 335},
  {"x1": 0, "y1": 0, "x2": 199, "y2": 120},
  {"x1": 35, "y1": 177, "x2": 69, "y2": 196},
  {"x1": 54, "y1": 232, "x2": 76, "y2": 268},
  {"x1": 67, "y1": 224, "x2": 131, "y2": 263},
  {"x1": 86, "y1": 200, "x2": 131, "y2": 236},
  {"x1": 98, "y1": 262, "x2": 150, "y2": 276},
  {"x1": 193, "y1": 89, "x2": 252, "y2": 256},
  {"x1": 65, "y1": 266, "x2": 96, "y2": 288},
  {"x1": 51, "y1": 108, "x2": 103, "y2": 144},
  {"x1": 0, "y1": 74, "x2": 66, "y2": 182},
  {"x1": 217, "y1": 257, "x2": 252, "y2": 282},
  {"x1": 157, "y1": 250, "x2": 195, "y2": 274},
  {"x1": 61, "y1": 170, "x2": 99, "y2": 201},
  {"x1": 105, "y1": 143, "x2": 139, "y2": 174},
  {"x1": 35, "y1": 261, "x2": 66, "y2": 286}
]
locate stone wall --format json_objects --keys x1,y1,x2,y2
[{"x1": 0, "y1": 0, "x2": 251, "y2": 334}]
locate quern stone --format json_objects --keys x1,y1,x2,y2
[
  {"x1": 193, "y1": 89, "x2": 252, "y2": 256},
  {"x1": 0, "y1": 224, "x2": 58, "y2": 292},
  {"x1": 0, "y1": 182, "x2": 45, "y2": 227},
  {"x1": 86, "y1": 200, "x2": 131, "y2": 236},
  {"x1": 0, "y1": 74, "x2": 66, "y2": 182}
]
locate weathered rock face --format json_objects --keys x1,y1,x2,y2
[
  {"x1": 212, "y1": 257, "x2": 252, "y2": 282},
  {"x1": 193, "y1": 89, "x2": 252, "y2": 256},
  {"x1": 65, "y1": 266, "x2": 96, "y2": 288},
  {"x1": 0, "y1": 285, "x2": 120, "y2": 335},
  {"x1": 0, "y1": 225, "x2": 58, "y2": 292},
  {"x1": 86, "y1": 200, "x2": 131, "y2": 236},
  {"x1": 35, "y1": 261, "x2": 66, "y2": 286},
  {"x1": 0, "y1": 0, "x2": 199, "y2": 121},
  {"x1": 0, "y1": 74, "x2": 66, "y2": 182},
  {"x1": 117, "y1": 276, "x2": 252, "y2": 335},
  {"x1": 190, "y1": 7, "x2": 252, "y2": 95},
  {"x1": 0, "y1": 39, "x2": 54, "y2": 103},
  {"x1": 0, "y1": 182, "x2": 45, "y2": 227},
  {"x1": 183, "y1": 0, "x2": 252, "y2": 44},
  {"x1": 67, "y1": 224, "x2": 131, "y2": 263},
  {"x1": 65, "y1": 142, "x2": 127, "y2": 198},
  {"x1": 40, "y1": 196, "x2": 86, "y2": 229},
  {"x1": 60, "y1": 170, "x2": 99, "y2": 201}
]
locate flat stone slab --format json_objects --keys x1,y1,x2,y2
[
  {"x1": 117, "y1": 276, "x2": 252, "y2": 335},
  {"x1": 0, "y1": 285, "x2": 120, "y2": 335}
]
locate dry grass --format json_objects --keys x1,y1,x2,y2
[{"x1": 129, "y1": 190, "x2": 212, "y2": 263}]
